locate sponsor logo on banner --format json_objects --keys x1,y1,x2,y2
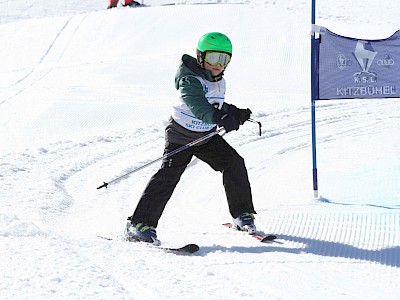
[
  {"x1": 336, "y1": 54, "x2": 352, "y2": 69},
  {"x1": 377, "y1": 54, "x2": 395, "y2": 67}
]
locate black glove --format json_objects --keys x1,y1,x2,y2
[
  {"x1": 237, "y1": 108, "x2": 252, "y2": 125},
  {"x1": 227, "y1": 105, "x2": 252, "y2": 125},
  {"x1": 213, "y1": 110, "x2": 240, "y2": 133}
]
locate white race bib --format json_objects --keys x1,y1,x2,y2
[{"x1": 172, "y1": 76, "x2": 226, "y2": 132}]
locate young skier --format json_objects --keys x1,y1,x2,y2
[{"x1": 125, "y1": 32, "x2": 257, "y2": 244}]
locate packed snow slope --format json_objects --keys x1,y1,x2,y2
[{"x1": 1, "y1": 0, "x2": 399, "y2": 299}]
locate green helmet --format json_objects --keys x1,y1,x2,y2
[
  {"x1": 196, "y1": 32, "x2": 232, "y2": 67},
  {"x1": 197, "y1": 32, "x2": 232, "y2": 54}
]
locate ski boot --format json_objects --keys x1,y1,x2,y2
[
  {"x1": 125, "y1": 221, "x2": 160, "y2": 245},
  {"x1": 233, "y1": 212, "x2": 256, "y2": 234}
]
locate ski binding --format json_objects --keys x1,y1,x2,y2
[{"x1": 222, "y1": 223, "x2": 277, "y2": 242}]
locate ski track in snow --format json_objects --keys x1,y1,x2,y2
[{"x1": 2, "y1": 103, "x2": 399, "y2": 262}]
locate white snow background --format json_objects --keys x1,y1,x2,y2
[{"x1": 1, "y1": 0, "x2": 400, "y2": 299}]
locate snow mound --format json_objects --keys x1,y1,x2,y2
[{"x1": 0, "y1": 214, "x2": 47, "y2": 237}]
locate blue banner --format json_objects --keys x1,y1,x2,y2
[{"x1": 316, "y1": 26, "x2": 400, "y2": 100}]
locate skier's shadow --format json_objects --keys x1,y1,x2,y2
[{"x1": 198, "y1": 235, "x2": 400, "y2": 268}]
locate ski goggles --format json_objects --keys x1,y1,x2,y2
[{"x1": 204, "y1": 52, "x2": 231, "y2": 67}]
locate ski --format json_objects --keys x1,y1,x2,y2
[
  {"x1": 98, "y1": 235, "x2": 199, "y2": 254},
  {"x1": 222, "y1": 223, "x2": 277, "y2": 242},
  {"x1": 163, "y1": 243, "x2": 200, "y2": 254}
]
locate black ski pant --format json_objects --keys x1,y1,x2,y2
[{"x1": 130, "y1": 134, "x2": 255, "y2": 227}]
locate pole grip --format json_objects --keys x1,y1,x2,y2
[{"x1": 97, "y1": 182, "x2": 109, "y2": 189}]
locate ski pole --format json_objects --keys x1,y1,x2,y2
[{"x1": 96, "y1": 127, "x2": 225, "y2": 189}]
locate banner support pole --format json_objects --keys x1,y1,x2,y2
[{"x1": 311, "y1": 0, "x2": 319, "y2": 199}]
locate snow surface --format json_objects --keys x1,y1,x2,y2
[{"x1": 1, "y1": 0, "x2": 400, "y2": 299}]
